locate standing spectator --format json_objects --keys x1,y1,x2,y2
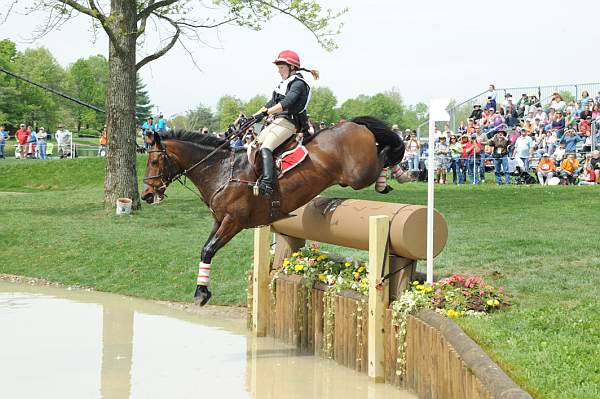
[
  {"x1": 557, "y1": 153, "x2": 580, "y2": 184},
  {"x1": 142, "y1": 117, "x2": 155, "y2": 150},
  {"x1": 405, "y1": 132, "x2": 421, "y2": 172},
  {"x1": 0, "y1": 125, "x2": 7, "y2": 159},
  {"x1": 456, "y1": 121, "x2": 467, "y2": 135},
  {"x1": 536, "y1": 153, "x2": 556, "y2": 185},
  {"x1": 15, "y1": 124, "x2": 30, "y2": 159},
  {"x1": 36, "y1": 127, "x2": 47, "y2": 160},
  {"x1": 27, "y1": 126, "x2": 37, "y2": 158},
  {"x1": 156, "y1": 113, "x2": 167, "y2": 132},
  {"x1": 513, "y1": 129, "x2": 534, "y2": 172},
  {"x1": 448, "y1": 135, "x2": 463, "y2": 184},
  {"x1": 485, "y1": 84, "x2": 497, "y2": 111},
  {"x1": 488, "y1": 129, "x2": 511, "y2": 185},
  {"x1": 560, "y1": 129, "x2": 582, "y2": 153},
  {"x1": 98, "y1": 125, "x2": 107, "y2": 156},
  {"x1": 580, "y1": 91, "x2": 592, "y2": 109},
  {"x1": 55, "y1": 124, "x2": 72, "y2": 158},
  {"x1": 464, "y1": 133, "x2": 481, "y2": 184},
  {"x1": 434, "y1": 136, "x2": 449, "y2": 184},
  {"x1": 516, "y1": 93, "x2": 530, "y2": 117},
  {"x1": 458, "y1": 135, "x2": 469, "y2": 184}
]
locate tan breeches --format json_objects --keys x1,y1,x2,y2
[{"x1": 256, "y1": 117, "x2": 296, "y2": 151}]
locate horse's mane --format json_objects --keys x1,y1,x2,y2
[{"x1": 160, "y1": 130, "x2": 227, "y2": 148}]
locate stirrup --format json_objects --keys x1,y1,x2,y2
[{"x1": 254, "y1": 181, "x2": 273, "y2": 198}]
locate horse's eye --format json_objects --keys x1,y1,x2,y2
[{"x1": 151, "y1": 159, "x2": 159, "y2": 166}]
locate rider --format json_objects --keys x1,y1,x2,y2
[{"x1": 253, "y1": 50, "x2": 319, "y2": 197}]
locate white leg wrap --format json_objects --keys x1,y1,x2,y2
[{"x1": 197, "y1": 262, "x2": 211, "y2": 285}]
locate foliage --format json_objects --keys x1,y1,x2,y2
[
  {"x1": 67, "y1": 55, "x2": 108, "y2": 131},
  {"x1": 216, "y1": 94, "x2": 244, "y2": 131},
  {"x1": 136, "y1": 74, "x2": 153, "y2": 124},
  {"x1": 307, "y1": 86, "x2": 338, "y2": 123},
  {"x1": 242, "y1": 95, "x2": 269, "y2": 118},
  {"x1": 280, "y1": 243, "x2": 369, "y2": 295}
]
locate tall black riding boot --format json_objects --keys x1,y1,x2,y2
[{"x1": 258, "y1": 148, "x2": 275, "y2": 198}]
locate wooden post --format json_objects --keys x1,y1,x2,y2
[
  {"x1": 368, "y1": 215, "x2": 390, "y2": 382},
  {"x1": 272, "y1": 234, "x2": 305, "y2": 271},
  {"x1": 252, "y1": 225, "x2": 271, "y2": 337}
]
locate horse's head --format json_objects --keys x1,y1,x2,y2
[{"x1": 141, "y1": 131, "x2": 178, "y2": 204}]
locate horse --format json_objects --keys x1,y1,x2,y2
[{"x1": 141, "y1": 116, "x2": 404, "y2": 306}]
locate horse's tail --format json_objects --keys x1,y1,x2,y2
[{"x1": 351, "y1": 116, "x2": 405, "y2": 167}]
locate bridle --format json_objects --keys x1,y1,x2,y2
[{"x1": 143, "y1": 147, "x2": 178, "y2": 192}]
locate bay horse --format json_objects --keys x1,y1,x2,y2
[{"x1": 142, "y1": 117, "x2": 404, "y2": 306}]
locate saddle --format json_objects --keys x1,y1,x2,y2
[{"x1": 247, "y1": 136, "x2": 308, "y2": 178}]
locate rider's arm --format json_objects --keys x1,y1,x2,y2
[{"x1": 279, "y1": 80, "x2": 307, "y2": 112}]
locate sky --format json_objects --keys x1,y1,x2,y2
[{"x1": 1, "y1": 0, "x2": 600, "y2": 118}]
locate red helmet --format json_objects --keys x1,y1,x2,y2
[{"x1": 273, "y1": 50, "x2": 300, "y2": 68}]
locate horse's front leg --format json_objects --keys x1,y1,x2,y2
[{"x1": 194, "y1": 215, "x2": 243, "y2": 306}]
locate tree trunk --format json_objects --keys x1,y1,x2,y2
[{"x1": 104, "y1": 0, "x2": 140, "y2": 209}]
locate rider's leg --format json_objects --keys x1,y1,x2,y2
[{"x1": 256, "y1": 118, "x2": 295, "y2": 197}]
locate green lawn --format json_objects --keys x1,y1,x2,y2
[{"x1": 1, "y1": 157, "x2": 599, "y2": 398}]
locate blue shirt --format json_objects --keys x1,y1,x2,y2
[
  {"x1": 560, "y1": 134, "x2": 582, "y2": 152},
  {"x1": 156, "y1": 118, "x2": 166, "y2": 131},
  {"x1": 0, "y1": 130, "x2": 7, "y2": 143}
]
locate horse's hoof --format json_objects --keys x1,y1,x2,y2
[{"x1": 194, "y1": 285, "x2": 212, "y2": 306}]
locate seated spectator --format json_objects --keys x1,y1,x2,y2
[
  {"x1": 579, "y1": 104, "x2": 593, "y2": 122},
  {"x1": 552, "y1": 142, "x2": 567, "y2": 165},
  {"x1": 536, "y1": 153, "x2": 556, "y2": 185},
  {"x1": 548, "y1": 93, "x2": 566, "y2": 113},
  {"x1": 564, "y1": 110, "x2": 577, "y2": 129},
  {"x1": 469, "y1": 104, "x2": 483, "y2": 121},
  {"x1": 486, "y1": 84, "x2": 497, "y2": 110},
  {"x1": 516, "y1": 93, "x2": 529, "y2": 117},
  {"x1": 590, "y1": 150, "x2": 600, "y2": 181},
  {"x1": 557, "y1": 153, "x2": 580, "y2": 184},
  {"x1": 578, "y1": 159, "x2": 596, "y2": 185},
  {"x1": 560, "y1": 129, "x2": 583, "y2": 153},
  {"x1": 592, "y1": 104, "x2": 600, "y2": 120},
  {"x1": 550, "y1": 111, "x2": 565, "y2": 139},
  {"x1": 580, "y1": 91, "x2": 592, "y2": 110}
]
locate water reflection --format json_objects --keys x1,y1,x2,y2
[{"x1": 0, "y1": 283, "x2": 414, "y2": 399}]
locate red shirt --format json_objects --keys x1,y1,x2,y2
[
  {"x1": 462, "y1": 141, "x2": 481, "y2": 158},
  {"x1": 16, "y1": 129, "x2": 30, "y2": 145}
]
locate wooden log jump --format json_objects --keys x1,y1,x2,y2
[{"x1": 252, "y1": 196, "x2": 449, "y2": 383}]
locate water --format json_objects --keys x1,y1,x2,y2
[{"x1": 0, "y1": 282, "x2": 415, "y2": 399}]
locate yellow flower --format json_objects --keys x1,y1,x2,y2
[
  {"x1": 294, "y1": 264, "x2": 304, "y2": 272},
  {"x1": 486, "y1": 299, "x2": 494, "y2": 306},
  {"x1": 424, "y1": 286, "x2": 433, "y2": 293},
  {"x1": 416, "y1": 284, "x2": 424, "y2": 291},
  {"x1": 283, "y1": 259, "x2": 290, "y2": 266},
  {"x1": 344, "y1": 262, "x2": 352, "y2": 268},
  {"x1": 318, "y1": 274, "x2": 326, "y2": 282},
  {"x1": 446, "y1": 309, "x2": 458, "y2": 318},
  {"x1": 358, "y1": 266, "x2": 365, "y2": 273},
  {"x1": 412, "y1": 281, "x2": 420, "y2": 286},
  {"x1": 493, "y1": 299, "x2": 500, "y2": 306},
  {"x1": 353, "y1": 271, "x2": 360, "y2": 279},
  {"x1": 292, "y1": 252, "x2": 300, "y2": 257},
  {"x1": 317, "y1": 255, "x2": 327, "y2": 261}
]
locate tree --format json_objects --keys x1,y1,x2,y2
[
  {"x1": 243, "y1": 95, "x2": 269, "y2": 119},
  {"x1": 67, "y1": 55, "x2": 108, "y2": 131},
  {"x1": 136, "y1": 75, "x2": 153, "y2": 125},
  {"x1": 216, "y1": 95, "x2": 244, "y2": 131},
  {"x1": 307, "y1": 86, "x2": 337, "y2": 123},
  {"x1": 4, "y1": 1, "x2": 344, "y2": 209},
  {"x1": 174, "y1": 104, "x2": 218, "y2": 132}
]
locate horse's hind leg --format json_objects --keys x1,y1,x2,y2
[{"x1": 194, "y1": 215, "x2": 242, "y2": 306}]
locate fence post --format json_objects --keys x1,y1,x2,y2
[
  {"x1": 368, "y1": 215, "x2": 390, "y2": 383},
  {"x1": 252, "y1": 225, "x2": 271, "y2": 337}
]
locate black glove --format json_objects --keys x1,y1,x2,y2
[{"x1": 254, "y1": 111, "x2": 268, "y2": 123}]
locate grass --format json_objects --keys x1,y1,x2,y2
[{"x1": 1, "y1": 157, "x2": 599, "y2": 398}]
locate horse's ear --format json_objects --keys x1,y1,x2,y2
[{"x1": 153, "y1": 131, "x2": 161, "y2": 145}]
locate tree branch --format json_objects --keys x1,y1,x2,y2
[
  {"x1": 137, "y1": 0, "x2": 180, "y2": 21},
  {"x1": 56, "y1": 0, "x2": 95, "y2": 18},
  {"x1": 136, "y1": 13, "x2": 180, "y2": 71},
  {"x1": 176, "y1": 17, "x2": 236, "y2": 29},
  {"x1": 137, "y1": 0, "x2": 155, "y2": 38}
]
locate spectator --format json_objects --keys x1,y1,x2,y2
[
  {"x1": 579, "y1": 154, "x2": 597, "y2": 185},
  {"x1": 590, "y1": 150, "x2": 600, "y2": 181},
  {"x1": 156, "y1": 113, "x2": 167, "y2": 132},
  {"x1": 516, "y1": 93, "x2": 529, "y2": 116},
  {"x1": 448, "y1": 134, "x2": 463, "y2": 184},
  {"x1": 560, "y1": 129, "x2": 582, "y2": 153},
  {"x1": 488, "y1": 129, "x2": 511, "y2": 185},
  {"x1": 55, "y1": 124, "x2": 72, "y2": 158},
  {"x1": 142, "y1": 117, "x2": 155, "y2": 150},
  {"x1": 434, "y1": 136, "x2": 449, "y2": 184},
  {"x1": 469, "y1": 104, "x2": 483, "y2": 121},
  {"x1": 243, "y1": 134, "x2": 254, "y2": 149},
  {"x1": 27, "y1": 126, "x2": 37, "y2": 158},
  {"x1": 464, "y1": 133, "x2": 482, "y2": 184},
  {"x1": 98, "y1": 125, "x2": 107, "y2": 156},
  {"x1": 550, "y1": 111, "x2": 566, "y2": 139},
  {"x1": 456, "y1": 121, "x2": 467, "y2": 135},
  {"x1": 548, "y1": 93, "x2": 566, "y2": 113},
  {"x1": 405, "y1": 132, "x2": 421, "y2": 172},
  {"x1": 234, "y1": 112, "x2": 248, "y2": 129},
  {"x1": 513, "y1": 129, "x2": 534, "y2": 171},
  {"x1": 580, "y1": 91, "x2": 592, "y2": 109},
  {"x1": 592, "y1": 104, "x2": 600, "y2": 120},
  {"x1": 230, "y1": 135, "x2": 244, "y2": 149},
  {"x1": 36, "y1": 127, "x2": 47, "y2": 160},
  {"x1": 15, "y1": 124, "x2": 30, "y2": 159},
  {"x1": 557, "y1": 153, "x2": 580, "y2": 184},
  {"x1": 552, "y1": 142, "x2": 567, "y2": 165},
  {"x1": 458, "y1": 135, "x2": 469, "y2": 183},
  {"x1": 0, "y1": 125, "x2": 7, "y2": 159},
  {"x1": 536, "y1": 153, "x2": 556, "y2": 185},
  {"x1": 318, "y1": 121, "x2": 327, "y2": 131},
  {"x1": 486, "y1": 84, "x2": 497, "y2": 110}
]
